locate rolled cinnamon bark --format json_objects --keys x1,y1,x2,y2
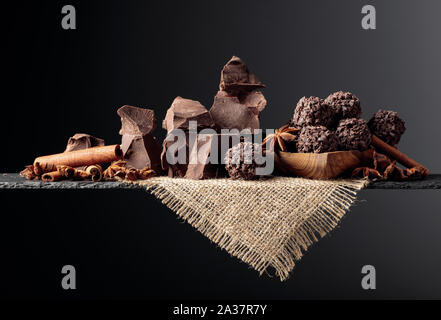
[
  {"x1": 34, "y1": 145, "x2": 123, "y2": 175},
  {"x1": 371, "y1": 135, "x2": 429, "y2": 176},
  {"x1": 41, "y1": 171, "x2": 64, "y2": 182},
  {"x1": 85, "y1": 165, "x2": 103, "y2": 182},
  {"x1": 56, "y1": 165, "x2": 75, "y2": 178}
]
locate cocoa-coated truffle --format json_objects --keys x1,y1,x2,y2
[
  {"x1": 368, "y1": 109, "x2": 406, "y2": 146},
  {"x1": 290, "y1": 96, "x2": 335, "y2": 128},
  {"x1": 324, "y1": 91, "x2": 361, "y2": 120},
  {"x1": 335, "y1": 118, "x2": 372, "y2": 151},
  {"x1": 224, "y1": 141, "x2": 264, "y2": 180},
  {"x1": 296, "y1": 126, "x2": 339, "y2": 153}
]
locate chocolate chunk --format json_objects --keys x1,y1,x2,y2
[
  {"x1": 161, "y1": 132, "x2": 221, "y2": 179},
  {"x1": 296, "y1": 126, "x2": 339, "y2": 153},
  {"x1": 117, "y1": 105, "x2": 162, "y2": 172},
  {"x1": 368, "y1": 109, "x2": 406, "y2": 146},
  {"x1": 117, "y1": 105, "x2": 156, "y2": 136},
  {"x1": 290, "y1": 96, "x2": 336, "y2": 129},
  {"x1": 210, "y1": 91, "x2": 266, "y2": 131},
  {"x1": 219, "y1": 56, "x2": 265, "y2": 94},
  {"x1": 335, "y1": 118, "x2": 372, "y2": 151},
  {"x1": 162, "y1": 97, "x2": 214, "y2": 133},
  {"x1": 64, "y1": 133, "x2": 105, "y2": 152},
  {"x1": 161, "y1": 132, "x2": 242, "y2": 179},
  {"x1": 120, "y1": 134, "x2": 162, "y2": 172}
]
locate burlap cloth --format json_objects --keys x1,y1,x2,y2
[{"x1": 127, "y1": 176, "x2": 368, "y2": 281}]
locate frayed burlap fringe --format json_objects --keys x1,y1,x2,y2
[{"x1": 127, "y1": 176, "x2": 368, "y2": 281}]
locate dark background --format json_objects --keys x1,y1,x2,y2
[{"x1": 1, "y1": 0, "x2": 440, "y2": 300}]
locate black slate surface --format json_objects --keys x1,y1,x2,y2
[{"x1": 0, "y1": 173, "x2": 440, "y2": 189}]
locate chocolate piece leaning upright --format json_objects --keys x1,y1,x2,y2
[
  {"x1": 368, "y1": 109, "x2": 406, "y2": 146},
  {"x1": 65, "y1": 133, "x2": 105, "y2": 152},
  {"x1": 162, "y1": 97, "x2": 215, "y2": 133},
  {"x1": 219, "y1": 56, "x2": 265, "y2": 95},
  {"x1": 210, "y1": 91, "x2": 266, "y2": 131},
  {"x1": 117, "y1": 105, "x2": 162, "y2": 172},
  {"x1": 210, "y1": 56, "x2": 267, "y2": 131},
  {"x1": 160, "y1": 98, "x2": 220, "y2": 179}
]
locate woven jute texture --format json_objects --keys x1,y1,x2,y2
[{"x1": 128, "y1": 176, "x2": 368, "y2": 281}]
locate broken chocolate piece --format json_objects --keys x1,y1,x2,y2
[
  {"x1": 64, "y1": 133, "x2": 105, "y2": 153},
  {"x1": 120, "y1": 134, "x2": 162, "y2": 172},
  {"x1": 210, "y1": 91, "x2": 266, "y2": 131},
  {"x1": 117, "y1": 105, "x2": 157, "y2": 136},
  {"x1": 162, "y1": 97, "x2": 214, "y2": 133},
  {"x1": 117, "y1": 105, "x2": 162, "y2": 172},
  {"x1": 219, "y1": 56, "x2": 265, "y2": 94}
]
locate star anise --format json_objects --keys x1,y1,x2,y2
[{"x1": 262, "y1": 124, "x2": 299, "y2": 152}]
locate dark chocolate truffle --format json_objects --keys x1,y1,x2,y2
[
  {"x1": 290, "y1": 96, "x2": 335, "y2": 128},
  {"x1": 324, "y1": 91, "x2": 362, "y2": 120},
  {"x1": 368, "y1": 109, "x2": 406, "y2": 146},
  {"x1": 224, "y1": 141, "x2": 264, "y2": 180},
  {"x1": 335, "y1": 118, "x2": 372, "y2": 151},
  {"x1": 296, "y1": 126, "x2": 339, "y2": 153}
]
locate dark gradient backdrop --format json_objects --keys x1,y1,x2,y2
[{"x1": 1, "y1": 0, "x2": 440, "y2": 300}]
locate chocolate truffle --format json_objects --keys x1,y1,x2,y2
[
  {"x1": 324, "y1": 91, "x2": 362, "y2": 120},
  {"x1": 368, "y1": 109, "x2": 406, "y2": 146},
  {"x1": 335, "y1": 118, "x2": 372, "y2": 151},
  {"x1": 290, "y1": 96, "x2": 335, "y2": 128},
  {"x1": 296, "y1": 126, "x2": 339, "y2": 153},
  {"x1": 224, "y1": 141, "x2": 264, "y2": 180}
]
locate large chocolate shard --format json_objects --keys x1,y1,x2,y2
[
  {"x1": 210, "y1": 91, "x2": 266, "y2": 131},
  {"x1": 117, "y1": 105, "x2": 156, "y2": 136},
  {"x1": 160, "y1": 132, "x2": 240, "y2": 179},
  {"x1": 117, "y1": 105, "x2": 162, "y2": 172},
  {"x1": 120, "y1": 134, "x2": 162, "y2": 172},
  {"x1": 161, "y1": 132, "x2": 218, "y2": 179},
  {"x1": 219, "y1": 56, "x2": 265, "y2": 94},
  {"x1": 64, "y1": 133, "x2": 105, "y2": 152},
  {"x1": 210, "y1": 56, "x2": 267, "y2": 131},
  {"x1": 162, "y1": 97, "x2": 214, "y2": 133}
]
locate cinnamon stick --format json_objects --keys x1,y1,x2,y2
[
  {"x1": 371, "y1": 135, "x2": 429, "y2": 176},
  {"x1": 33, "y1": 145, "x2": 123, "y2": 175},
  {"x1": 56, "y1": 165, "x2": 75, "y2": 178},
  {"x1": 85, "y1": 165, "x2": 103, "y2": 182},
  {"x1": 41, "y1": 171, "x2": 64, "y2": 182}
]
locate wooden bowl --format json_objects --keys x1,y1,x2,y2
[{"x1": 274, "y1": 149, "x2": 374, "y2": 180}]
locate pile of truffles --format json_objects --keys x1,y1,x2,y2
[{"x1": 289, "y1": 91, "x2": 406, "y2": 153}]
